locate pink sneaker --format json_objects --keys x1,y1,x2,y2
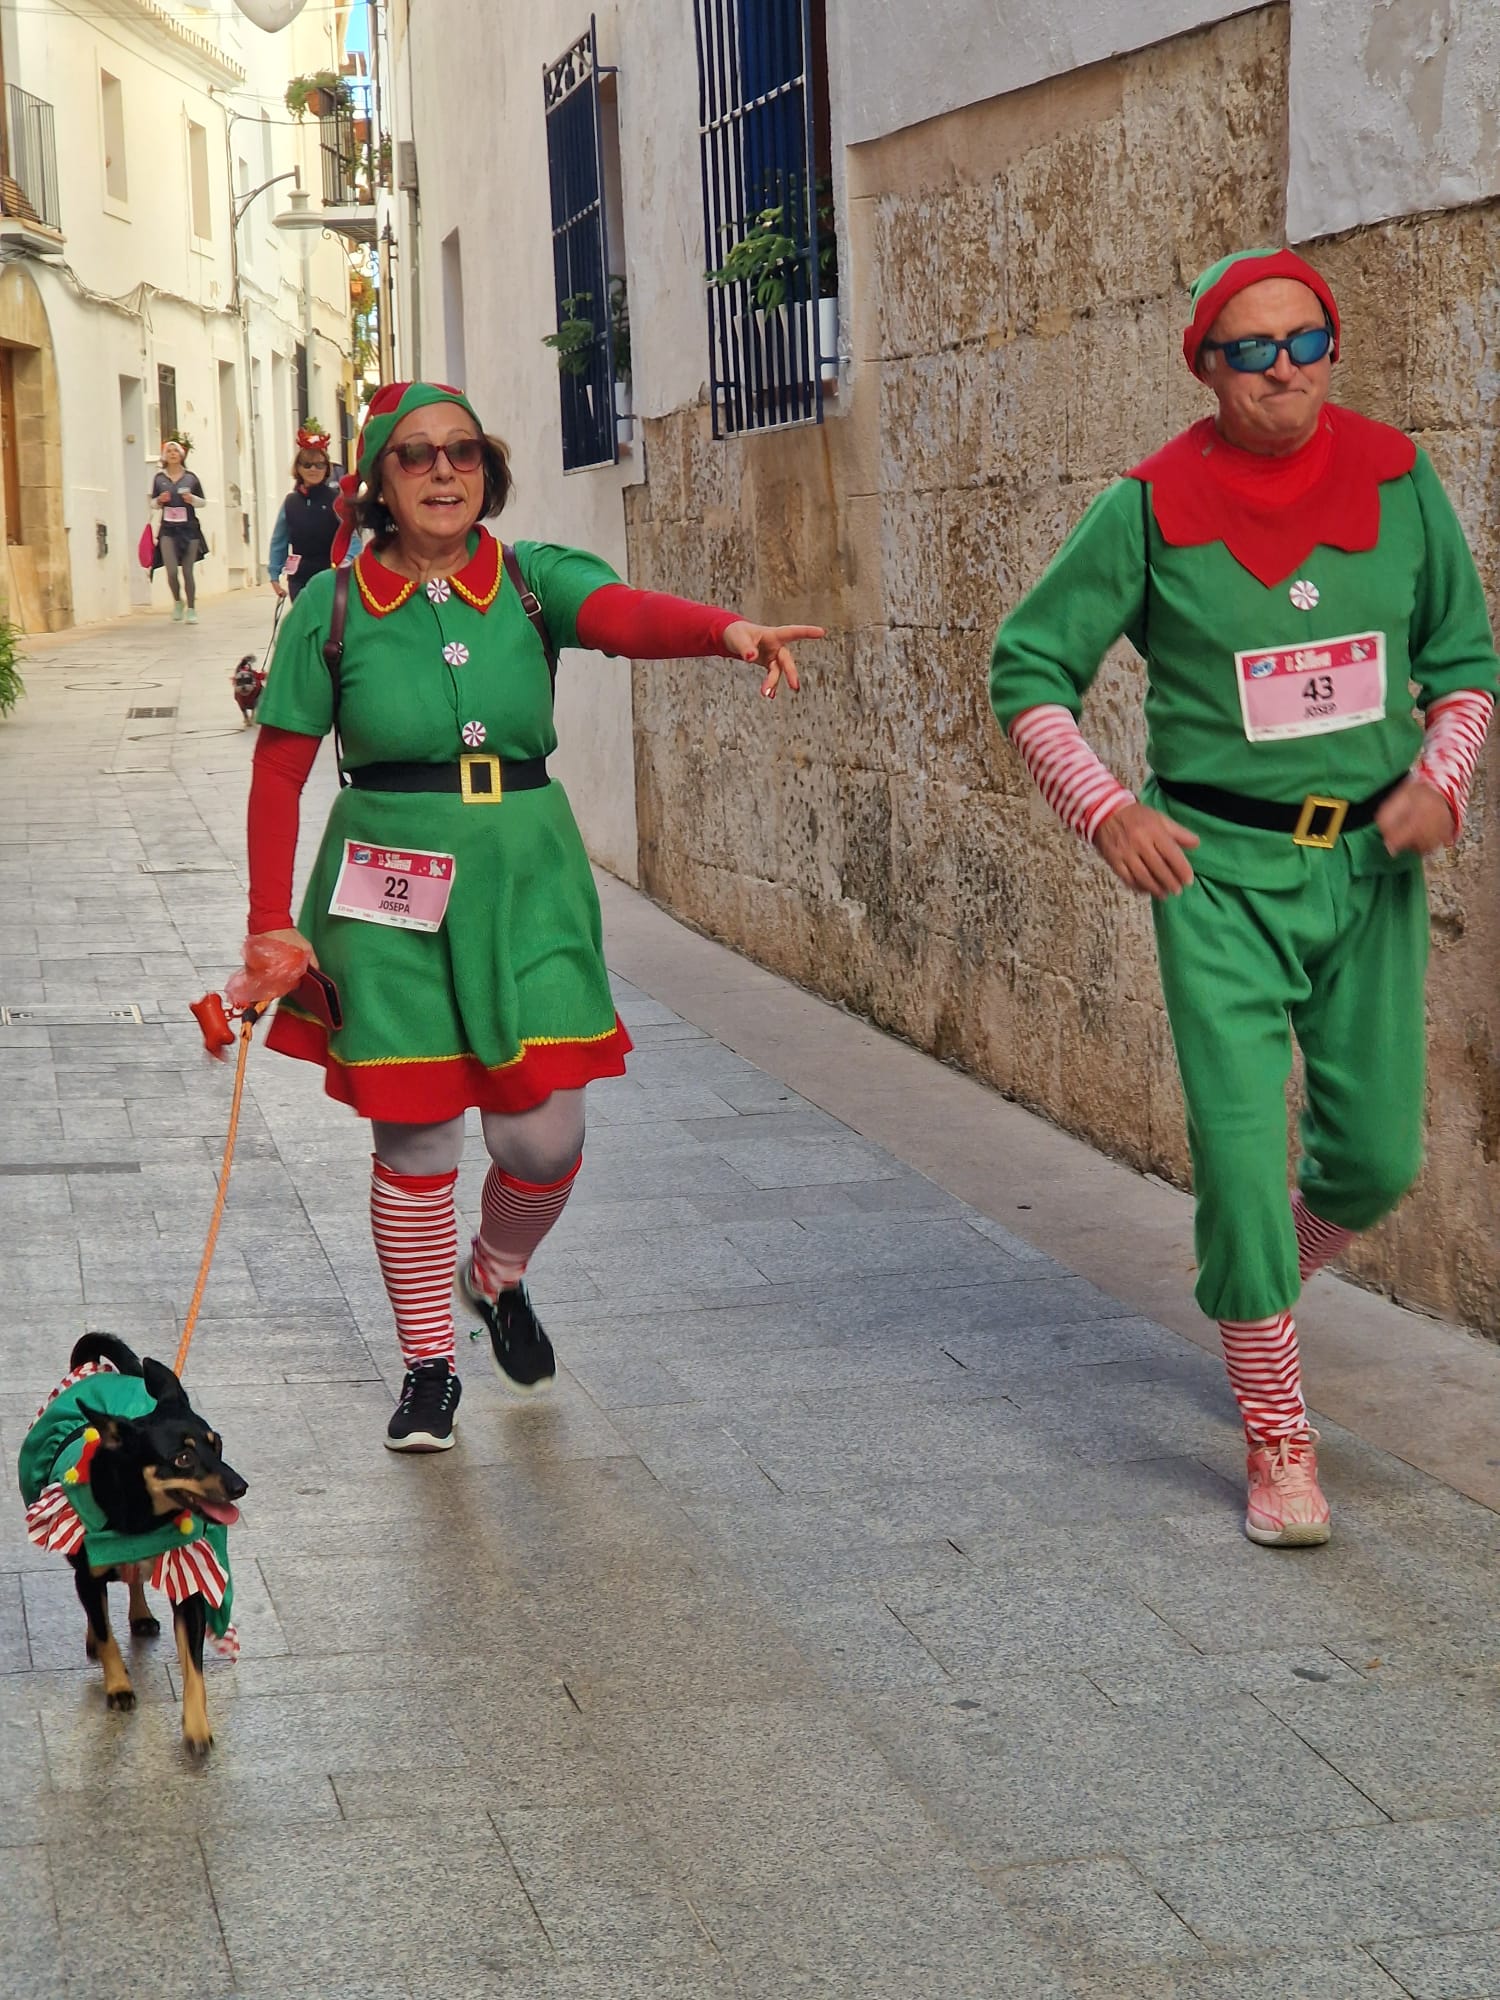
[{"x1": 1244, "y1": 1432, "x2": 1331, "y2": 1547}]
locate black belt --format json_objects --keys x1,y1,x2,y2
[
  {"x1": 346, "y1": 755, "x2": 549, "y2": 803},
  {"x1": 1155, "y1": 774, "x2": 1404, "y2": 849}
]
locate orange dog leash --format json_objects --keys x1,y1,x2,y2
[{"x1": 178, "y1": 997, "x2": 265, "y2": 1376}]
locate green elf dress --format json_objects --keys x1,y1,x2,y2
[
  {"x1": 990, "y1": 258, "x2": 1499, "y2": 1324},
  {"x1": 19, "y1": 1363, "x2": 237, "y2": 1655},
  {"x1": 256, "y1": 525, "x2": 632, "y2": 1122}
]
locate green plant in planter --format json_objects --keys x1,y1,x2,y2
[
  {"x1": 609, "y1": 275, "x2": 631, "y2": 389},
  {"x1": 0, "y1": 617, "x2": 26, "y2": 720},
  {"x1": 285, "y1": 71, "x2": 351, "y2": 119},
  {"x1": 815, "y1": 177, "x2": 838, "y2": 296},
  {"x1": 706, "y1": 203, "x2": 804, "y2": 313},
  {"x1": 542, "y1": 294, "x2": 598, "y2": 377}
]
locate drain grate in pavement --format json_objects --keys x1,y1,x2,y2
[
  {"x1": 1, "y1": 1004, "x2": 146, "y2": 1026},
  {"x1": 0, "y1": 1161, "x2": 141, "y2": 1176},
  {"x1": 127, "y1": 706, "x2": 178, "y2": 719}
]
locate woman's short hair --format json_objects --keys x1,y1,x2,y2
[
  {"x1": 290, "y1": 447, "x2": 332, "y2": 484},
  {"x1": 348, "y1": 431, "x2": 512, "y2": 544}
]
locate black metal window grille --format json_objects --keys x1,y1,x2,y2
[
  {"x1": 3, "y1": 85, "x2": 61, "y2": 232},
  {"x1": 543, "y1": 20, "x2": 618, "y2": 472},
  {"x1": 319, "y1": 105, "x2": 371, "y2": 208},
  {"x1": 695, "y1": 0, "x2": 820, "y2": 438},
  {"x1": 157, "y1": 364, "x2": 178, "y2": 438},
  {"x1": 294, "y1": 342, "x2": 309, "y2": 426}
]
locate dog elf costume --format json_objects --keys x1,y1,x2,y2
[
  {"x1": 19, "y1": 1362, "x2": 237, "y2": 1653},
  {"x1": 246, "y1": 380, "x2": 773, "y2": 1447},
  {"x1": 989, "y1": 249, "x2": 1498, "y2": 1543}
]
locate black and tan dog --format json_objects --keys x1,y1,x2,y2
[{"x1": 21, "y1": 1334, "x2": 247, "y2": 1757}]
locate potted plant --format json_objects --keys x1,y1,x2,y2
[
  {"x1": 815, "y1": 177, "x2": 839, "y2": 384},
  {"x1": 0, "y1": 616, "x2": 24, "y2": 720},
  {"x1": 706, "y1": 203, "x2": 803, "y2": 313},
  {"x1": 285, "y1": 71, "x2": 350, "y2": 119},
  {"x1": 541, "y1": 293, "x2": 597, "y2": 377},
  {"x1": 609, "y1": 274, "x2": 632, "y2": 444}
]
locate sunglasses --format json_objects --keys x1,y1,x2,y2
[
  {"x1": 381, "y1": 437, "x2": 486, "y2": 475},
  {"x1": 1200, "y1": 326, "x2": 1333, "y2": 374},
  {"x1": 297, "y1": 457, "x2": 329, "y2": 470}
]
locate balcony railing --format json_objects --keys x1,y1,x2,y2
[
  {"x1": 318, "y1": 106, "x2": 373, "y2": 209},
  {"x1": 2, "y1": 85, "x2": 61, "y2": 235}
]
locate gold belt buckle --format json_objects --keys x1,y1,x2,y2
[
  {"x1": 1291, "y1": 793, "x2": 1348, "y2": 849},
  {"x1": 459, "y1": 753, "x2": 503, "y2": 804}
]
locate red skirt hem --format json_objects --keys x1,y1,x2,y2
[{"x1": 264, "y1": 1008, "x2": 633, "y2": 1120}]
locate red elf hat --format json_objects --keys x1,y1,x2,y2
[{"x1": 1183, "y1": 248, "x2": 1341, "y2": 376}]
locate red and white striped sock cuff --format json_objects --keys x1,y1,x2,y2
[
  {"x1": 1291, "y1": 1191, "x2": 1354, "y2": 1284},
  {"x1": 1218, "y1": 1311, "x2": 1308, "y2": 1444},
  {"x1": 1413, "y1": 689, "x2": 1494, "y2": 839},
  {"x1": 370, "y1": 1158, "x2": 458, "y2": 1372},
  {"x1": 474, "y1": 1156, "x2": 582, "y2": 1291},
  {"x1": 1009, "y1": 704, "x2": 1136, "y2": 843}
]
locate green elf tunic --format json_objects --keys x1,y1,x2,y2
[
  {"x1": 19, "y1": 1366, "x2": 236, "y2": 1648},
  {"x1": 256, "y1": 528, "x2": 633, "y2": 1122},
  {"x1": 990, "y1": 404, "x2": 1500, "y2": 1320}
]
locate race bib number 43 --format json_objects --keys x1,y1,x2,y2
[
  {"x1": 1235, "y1": 632, "x2": 1387, "y2": 743},
  {"x1": 328, "y1": 843, "x2": 456, "y2": 932}
]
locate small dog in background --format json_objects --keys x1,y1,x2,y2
[
  {"x1": 232, "y1": 653, "x2": 267, "y2": 726},
  {"x1": 19, "y1": 1334, "x2": 246, "y2": 1758}
]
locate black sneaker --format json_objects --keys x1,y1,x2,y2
[
  {"x1": 385, "y1": 1360, "x2": 461, "y2": 1451},
  {"x1": 457, "y1": 1258, "x2": 557, "y2": 1395}
]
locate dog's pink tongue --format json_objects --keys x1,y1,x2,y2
[{"x1": 197, "y1": 1499, "x2": 241, "y2": 1526}]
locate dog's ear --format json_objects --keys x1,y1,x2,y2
[
  {"x1": 141, "y1": 1357, "x2": 188, "y2": 1409},
  {"x1": 75, "y1": 1400, "x2": 133, "y2": 1449}
]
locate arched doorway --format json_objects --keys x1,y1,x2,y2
[{"x1": 0, "y1": 262, "x2": 69, "y2": 630}]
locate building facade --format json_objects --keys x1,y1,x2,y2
[
  {"x1": 0, "y1": 0, "x2": 360, "y2": 630},
  {"x1": 389, "y1": 0, "x2": 1500, "y2": 1332}
]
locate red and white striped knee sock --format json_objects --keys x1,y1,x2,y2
[
  {"x1": 1218, "y1": 1311, "x2": 1308, "y2": 1445},
  {"x1": 472, "y1": 1157, "x2": 581, "y2": 1293},
  {"x1": 1291, "y1": 1191, "x2": 1354, "y2": 1284},
  {"x1": 370, "y1": 1159, "x2": 458, "y2": 1371}
]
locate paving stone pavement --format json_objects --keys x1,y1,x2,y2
[{"x1": 2, "y1": 595, "x2": 1500, "y2": 1998}]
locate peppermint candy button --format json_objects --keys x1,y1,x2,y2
[
  {"x1": 1289, "y1": 579, "x2": 1319, "y2": 610},
  {"x1": 461, "y1": 720, "x2": 487, "y2": 747},
  {"x1": 426, "y1": 578, "x2": 451, "y2": 604},
  {"x1": 442, "y1": 641, "x2": 470, "y2": 667}
]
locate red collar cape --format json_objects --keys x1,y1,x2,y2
[
  {"x1": 1128, "y1": 405, "x2": 1416, "y2": 588},
  {"x1": 353, "y1": 526, "x2": 504, "y2": 618}
]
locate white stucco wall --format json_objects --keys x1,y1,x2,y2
[
  {"x1": 396, "y1": 0, "x2": 644, "y2": 882},
  {"x1": 1288, "y1": 0, "x2": 1500, "y2": 239},
  {"x1": 832, "y1": 0, "x2": 1500, "y2": 242},
  {"x1": 7, "y1": 0, "x2": 353, "y2": 626}
]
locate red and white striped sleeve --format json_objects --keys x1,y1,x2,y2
[
  {"x1": 1413, "y1": 689, "x2": 1494, "y2": 839},
  {"x1": 1008, "y1": 704, "x2": 1136, "y2": 844}
]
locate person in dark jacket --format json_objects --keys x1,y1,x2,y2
[
  {"x1": 151, "y1": 438, "x2": 210, "y2": 623},
  {"x1": 268, "y1": 425, "x2": 340, "y2": 600}
]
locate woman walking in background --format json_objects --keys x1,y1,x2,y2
[
  {"x1": 268, "y1": 424, "x2": 341, "y2": 602},
  {"x1": 150, "y1": 438, "x2": 210, "y2": 624}
]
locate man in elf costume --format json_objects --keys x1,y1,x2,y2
[{"x1": 989, "y1": 247, "x2": 1498, "y2": 1546}]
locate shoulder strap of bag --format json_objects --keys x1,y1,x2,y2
[
  {"x1": 322, "y1": 562, "x2": 353, "y2": 782},
  {"x1": 1139, "y1": 477, "x2": 1153, "y2": 661},
  {"x1": 502, "y1": 542, "x2": 558, "y2": 699}
]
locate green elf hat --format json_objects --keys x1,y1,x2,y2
[
  {"x1": 1183, "y1": 247, "x2": 1340, "y2": 375},
  {"x1": 331, "y1": 379, "x2": 482, "y2": 565}
]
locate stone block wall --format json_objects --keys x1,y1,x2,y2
[{"x1": 625, "y1": 3, "x2": 1500, "y2": 1333}]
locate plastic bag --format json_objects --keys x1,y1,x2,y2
[
  {"x1": 137, "y1": 523, "x2": 155, "y2": 570},
  {"x1": 224, "y1": 933, "x2": 311, "y2": 1012}
]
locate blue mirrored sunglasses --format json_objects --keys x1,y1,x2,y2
[{"x1": 1200, "y1": 326, "x2": 1333, "y2": 374}]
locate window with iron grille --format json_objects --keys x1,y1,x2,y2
[
  {"x1": 542, "y1": 20, "x2": 619, "y2": 473},
  {"x1": 695, "y1": 0, "x2": 827, "y2": 438}
]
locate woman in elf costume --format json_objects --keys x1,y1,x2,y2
[
  {"x1": 248, "y1": 380, "x2": 820, "y2": 1451},
  {"x1": 990, "y1": 249, "x2": 1497, "y2": 1547},
  {"x1": 268, "y1": 424, "x2": 341, "y2": 601}
]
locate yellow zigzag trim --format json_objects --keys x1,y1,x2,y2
[{"x1": 277, "y1": 1001, "x2": 620, "y2": 1072}]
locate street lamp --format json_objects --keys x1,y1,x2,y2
[{"x1": 233, "y1": 165, "x2": 300, "y2": 232}]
